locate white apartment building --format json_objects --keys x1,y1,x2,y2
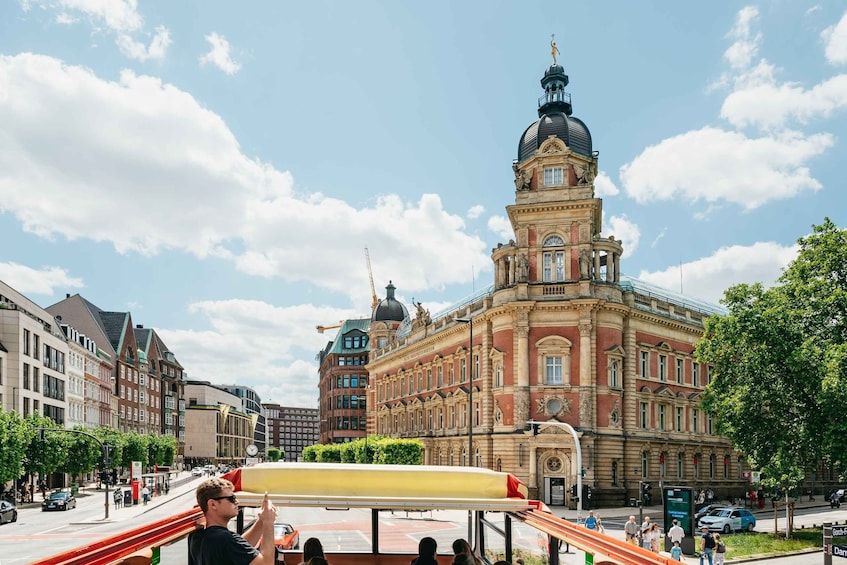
[{"x1": 0, "y1": 280, "x2": 69, "y2": 424}]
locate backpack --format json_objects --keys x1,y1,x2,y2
[
  {"x1": 704, "y1": 533, "x2": 716, "y2": 549},
  {"x1": 716, "y1": 541, "x2": 726, "y2": 553}
]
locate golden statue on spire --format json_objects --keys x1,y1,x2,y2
[{"x1": 551, "y1": 34, "x2": 560, "y2": 66}]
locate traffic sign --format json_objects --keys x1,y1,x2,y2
[
  {"x1": 833, "y1": 525, "x2": 847, "y2": 537},
  {"x1": 832, "y1": 544, "x2": 847, "y2": 558}
]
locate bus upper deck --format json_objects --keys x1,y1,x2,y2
[{"x1": 32, "y1": 463, "x2": 675, "y2": 565}]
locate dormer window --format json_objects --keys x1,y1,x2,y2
[{"x1": 543, "y1": 167, "x2": 563, "y2": 186}]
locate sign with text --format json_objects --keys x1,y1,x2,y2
[
  {"x1": 131, "y1": 461, "x2": 142, "y2": 481},
  {"x1": 664, "y1": 486, "x2": 694, "y2": 535},
  {"x1": 833, "y1": 525, "x2": 847, "y2": 537},
  {"x1": 832, "y1": 544, "x2": 847, "y2": 558}
]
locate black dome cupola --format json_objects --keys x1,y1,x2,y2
[
  {"x1": 516, "y1": 37, "x2": 593, "y2": 163},
  {"x1": 538, "y1": 64, "x2": 572, "y2": 117}
]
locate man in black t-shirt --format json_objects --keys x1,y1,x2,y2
[
  {"x1": 189, "y1": 477, "x2": 277, "y2": 565},
  {"x1": 699, "y1": 526, "x2": 715, "y2": 565}
]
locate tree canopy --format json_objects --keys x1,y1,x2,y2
[{"x1": 697, "y1": 219, "x2": 847, "y2": 492}]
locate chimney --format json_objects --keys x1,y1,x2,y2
[
  {"x1": 66, "y1": 293, "x2": 70, "y2": 298},
  {"x1": 136, "y1": 324, "x2": 143, "y2": 329}
]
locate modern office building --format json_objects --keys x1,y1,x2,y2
[
  {"x1": 263, "y1": 403, "x2": 319, "y2": 462},
  {"x1": 365, "y1": 59, "x2": 746, "y2": 507},
  {"x1": 220, "y1": 384, "x2": 266, "y2": 457},
  {"x1": 184, "y1": 380, "x2": 257, "y2": 467}
]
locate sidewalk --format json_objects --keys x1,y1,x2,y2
[{"x1": 69, "y1": 471, "x2": 202, "y2": 524}]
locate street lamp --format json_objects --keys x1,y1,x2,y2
[{"x1": 455, "y1": 317, "x2": 473, "y2": 466}]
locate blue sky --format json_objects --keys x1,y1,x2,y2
[{"x1": 1, "y1": 1, "x2": 846, "y2": 408}]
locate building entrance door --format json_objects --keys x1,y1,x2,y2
[{"x1": 545, "y1": 477, "x2": 565, "y2": 506}]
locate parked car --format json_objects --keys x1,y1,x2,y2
[
  {"x1": 698, "y1": 507, "x2": 756, "y2": 533},
  {"x1": 0, "y1": 500, "x2": 17, "y2": 524},
  {"x1": 694, "y1": 504, "x2": 726, "y2": 523},
  {"x1": 191, "y1": 467, "x2": 204, "y2": 476},
  {"x1": 42, "y1": 492, "x2": 77, "y2": 511},
  {"x1": 273, "y1": 522, "x2": 299, "y2": 550}
]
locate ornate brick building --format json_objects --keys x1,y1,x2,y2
[{"x1": 366, "y1": 60, "x2": 745, "y2": 506}]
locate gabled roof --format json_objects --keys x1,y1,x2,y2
[
  {"x1": 134, "y1": 327, "x2": 153, "y2": 355},
  {"x1": 153, "y1": 330, "x2": 183, "y2": 369},
  {"x1": 99, "y1": 311, "x2": 129, "y2": 352}
]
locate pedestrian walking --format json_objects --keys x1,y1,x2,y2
[
  {"x1": 141, "y1": 485, "x2": 150, "y2": 505},
  {"x1": 713, "y1": 533, "x2": 726, "y2": 565},
  {"x1": 624, "y1": 515, "x2": 639, "y2": 545}
]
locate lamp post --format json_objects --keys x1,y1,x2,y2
[{"x1": 455, "y1": 317, "x2": 473, "y2": 466}]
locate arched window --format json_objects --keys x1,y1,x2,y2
[
  {"x1": 641, "y1": 451, "x2": 649, "y2": 478},
  {"x1": 611, "y1": 461, "x2": 618, "y2": 486},
  {"x1": 709, "y1": 454, "x2": 716, "y2": 480},
  {"x1": 677, "y1": 453, "x2": 684, "y2": 479},
  {"x1": 542, "y1": 235, "x2": 566, "y2": 282}
]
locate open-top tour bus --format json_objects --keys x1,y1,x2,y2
[{"x1": 33, "y1": 463, "x2": 674, "y2": 565}]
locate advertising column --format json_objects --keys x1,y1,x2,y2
[{"x1": 131, "y1": 461, "x2": 142, "y2": 505}]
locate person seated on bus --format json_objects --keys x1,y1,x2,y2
[
  {"x1": 451, "y1": 539, "x2": 482, "y2": 565},
  {"x1": 452, "y1": 555, "x2": 477, "y2": 565},
  {"x1": 308, "y1": 558, "x2": 329, "y2": 565},
  {"x1": 298, "y1": 538, "x2": 325, "y2": 565},
  {"x1": 411, "y1": 537, "x2": 438, "y2": 565}
]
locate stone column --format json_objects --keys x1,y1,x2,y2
[
  {"x1": 614, "y1": 253, "x2": 621, "y2": 283},
  {"x1": 594, "y1": 250, "x2": 601, "y2": 281},
  {"x1": 514, "y1": 320, "x2": 531, "y2": 427},
  {"x1": 529, "y1": 445, "x2": 538, "y2": 490},
  {"x1": 509, "y1": 255, "x2": 516, "y2": 286},
  {"x1": 578, "y1": 316, "x2": 593, "y2": 427},
  {"x1": 481, "y1": 319, "x2": 494, "y2": 433}
]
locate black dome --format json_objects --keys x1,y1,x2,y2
[
  {"x1": 518, "y1": 114, "x2": 592, "y2": 162},
  {"x1": 372, "y1": 281, "x2": 409, "y2": 322}
]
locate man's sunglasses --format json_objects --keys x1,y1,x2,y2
[{"x1": 211, "y1": 494, "x2": 237, "y2": 503}]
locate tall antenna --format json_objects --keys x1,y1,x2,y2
[
  {"x1": 679, "y1": 259, "x2": 683, "y2": 294},
  {"x1": 471, "y1": 263, "x2": 476, "y2": 292}
]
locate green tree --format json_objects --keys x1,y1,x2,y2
[
  {"x1": 120, "y1": 432, "x2": 148, "y2": 469},
  {"x1": 697, "y1": 219, "x2": 847, "y2": 534},
  {"x1": 23, "y1": 413, "x2": 66, "y2": 480},
  {"x1": 64, "y1": 427, "x2": 102, "y2": 483},
  {"x1": 0, "y1": 409, "x2": 28, "y2": 484},
  {"x1": 267, "y1": 448, "x2": 283, "y2": 462}
]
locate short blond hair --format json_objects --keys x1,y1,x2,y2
[{"x1": 196, "y1": 477, "x2": 234, "y2": 512}]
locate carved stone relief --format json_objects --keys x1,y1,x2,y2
[{"x1": 535, "y1": 395, "x2": 572, "y2": 417}]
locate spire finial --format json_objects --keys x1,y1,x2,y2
[{"x1": 551, "y1": 34, "x2": 560, "y2": 66}]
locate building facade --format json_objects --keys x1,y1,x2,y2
[
  {"x1": 317, "y1": 319, "x2": 374, "y2": 444},
  {"x1": 0, "y1": 280, "x2": 69, "y2": 425},
  {"x1": 184, "y1": 381, "x2": 257, "y2": 467},
  {"x1": 135, "y1": 325, "x2": 186, "y2": 461},
  {"x1": 220, "y1": 384, "x2": 265, "y2": 457},
  {"x1": 263, "y1": 403, "x2": 319, "y2": 462},
  {"x1": 365, "y1": 61, "x2": 746, "y2": 507}
]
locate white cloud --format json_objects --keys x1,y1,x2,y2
[
  {"x1": 487, "y1": 215, "x2": 513, "y2": 241},
  {"x1": 620, "y1": 127, "x2": 832, "y2": 210},
  {"x1": 721, "y1": 70, "x2": 847, "y2": 130},
  {"x1": 47, "y1": 0, "x2": 144, "y2": 32},
  {"x1": 724, "y1": 6, "x2": 761, "y2": 69},
  {"x1": 823, "y1": 11, "x2": 847, "y2": 65},
  {"x1": 466, "y1": 204, "x2": 484, "y2": 219},
  {"x1": 116, "y1": 26, "x2": 171, "y2": 62},
  {"x1": 638, "y1": 241, "x2": 797, "y2": 304},
  {"x1": 0, "y1": 261, "x2": 84, "y2": 296},
  {"x1": 56, "y1": 12, "x2": 79, "y2": 25},
  {"x1": 593, "y1": 171, "x2": 619, "y2": 197},
  {"x1": 0, "y1": 54, "x2": 490, "y2": 300},
  {"x1": 158, "y1": 300, "x2": 360, "y2": 408},
  {"x1": 199, "y1": 33, "x2": 241, "y2": 75},
  {"x1": 603, "y1": 214, "x2": 640, "y2": 257}
]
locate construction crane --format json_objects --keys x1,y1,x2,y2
[
  {"x1": 316, "y1": 321, "x2": 343, "y2": 334},
  {"x1": 365, "y1": 247, "x2": 378, "y2": 309}
]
